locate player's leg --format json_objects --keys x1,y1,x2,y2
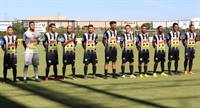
[
  {"x1": 104, "y1": 51, "x2": 110, "y2": 79},
  {"x1": 143, "y1": 53, "x2": 149, "y2": 77},
  {"x1": 129, "y1": 52, "x2": 135, "y2": 78},
  {"x1": 188, "y1": 52, "x2": 195, "y2": 74},
  {"x1": 174, "y1": 51, "x2": 179, "y2": 74},
  {"x1": 83, "y1": 53, "x2": 90, "y2": 79},
  {"x1": 53, "y1": 65, "x2": 59, "y2": 80},
  {"x1": 160, "y1": 53, "x2": 167, "y2": 76},
  {"x1": 121, "y1": 52, "x2": 126, "y2": 78},
  {"x1": 153, "y1": 53, "x2": 159, "y2": 77},
  {"x1": 32, "y1": 53, "x2": 40, "y2": 82},
  {"x1": 71, "y1": 60, "x2": 76, "y2": 80},
  {"x1": 11, "y1": 58, "x2": 17, "y2": 82},
  {"x1": 92, "y1": 54, "x2": 97, "y2": 79},
  {"x1": 23, "y1": 53, "x2": 32, "y2": 83},
  {"x1": 45, "y1": 64, "x2": 50, "y2": 82},
  {"x1": 168, "y1": 50, "x2": 173, "y2": 76},
  {"x1": 112, "y1": 50, "x2": 117, "y2": 79},
  {"x1": 184, "y1": 50, "x2": 189, "y2": 74}
]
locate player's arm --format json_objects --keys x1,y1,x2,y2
[
  {"x1": 74, "y1": 35, "x2": 78, "y2": 47},
  {"x1": 102, "y1": 33, "x2": 107, "y2": 46},
  {"x1": 166, "y1": 33, "x2": 170, "y2": 47},
  {"x1": 195, "y1": 34, "x2": 198, "y2": 43},
  {"x1": 135, "y1": 36, "x2": 140, "y2": 50},
  {"x1": 182, "y1": 33, "x2": 187, "y2": 46},
  {"x1": 152, "y1": 36, "x2": 156, "y2": 48},
  {"x1": 22, "y1": 33, "x2": 27, "y2": 49},
  {"x1": 120, "y1": 35, "x2": 124, "y2": 48},
  {"x1": 95, "y1": 35, "x2": 98, "y2": 45},
  {"x1": 15, "y1": 37, "x2": 18, "y2": 49},
  {"x1": 37, "y1": 33, "x2": 41, "y2": 43},
  {"x1": 43, "y1": 34, "x2": 47, "y2": 48},
  {"x1": 62, "y1": 36, "x2": 74, "y2": 47},
  {"x1": 1, "y1": 38, "x2": 5, "y2": 51},
  {"x1": 82, "y1": 34, "x2": 86, "y2": 49}
]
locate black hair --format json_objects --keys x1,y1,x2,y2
[
  {"x1": 157, "y1": 25, "x2": 163, "y2": 30},
  {"x1": 49, "y1": 23, "x2": 56, "y2": 27},
  {"x1": 172, "y1": 23, "x2": 178, "y2": 28},
  {"x1": 7, "y1": 26, "x2": 13, "y2": 30},
  {"x1": 88, "y1": 24, "x2": 94, "y2": 28},
  {"x1": 109, "y1": 21, "x2": 116, "y2": 25},
  {"x1": 141, "y1": 24, "x2": 146, "y2": 28},
  {"x1": 29, "y1": 21, "x2": 34, "y2": 26},
  {"x1": 125, "y1": 25, "x2": 131, "y2": 28}
]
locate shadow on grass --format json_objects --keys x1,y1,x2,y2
[
  {"x1": 59, "y1": 81, "x2": 169, "y2": 108},
  {"x1": 8, "y1": 83, "x2": 105, "y2": 108},
  {"x1": 0, "y1": 94, "x2": 27, "y2": 108}
]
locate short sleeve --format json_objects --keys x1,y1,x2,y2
[
  {"x1": 136, "y1": 36, "x2": 140, "y2": 43},
  {"x1": 182, "y1": 33, "x2": 187, "y2": 40},
  {"x1": 95, "y1": 35, "x2": 98, "y2": 43},
  {"x1": 61, "y1": 35, "x2": 65, "y2": 43},
  {"x1": 74, "y1": 35, "x2": 78, "y2": 44},
  {"x1": 103, "y1": 33, "x2": 107, "y2": 39},
  {"x1": 82, "y1": 34, "x2": 86, "y2": 43},
  {"x1": 120, "y1": 35, "x2": 124, "y2": 42},
  {"x1": 22, "y1": 33, "x2": 26, "y2": 41},
  {"x1": 152, "y1": 36, "x2": 156, "y2": 42},
  {"x1": 15, "y1": 37, "x2": 18, "y2": 42}
]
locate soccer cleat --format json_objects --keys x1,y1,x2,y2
[
  {"x1": 45, "y1": 77, "x2": 49, "y2": 82},
  {"x1": 161, "y1": 72, "x2": 168, "y2": 76},
  {"x1": 72, "y1": 77, "x2": 77, "y2": 80},
  {"x1": 112, "y1": 75, "x2": 118, "y2": 79},
  {"x1": 184, "y1": 71, "x2": 188, "y2": 75},
  {"x1": 188, "y1": 71, "x2": 194, "y2": 74},
  {"x1": 144, "y1": 74, "x2": 149, "y2": 77},
  {"x1": 2, "y1": 81, "x2": 7, "y2": 84},
  {"x1": 122, "y1": 75, "x2": 125, "y2": 78},
  {"x1": 23, "y1": 79, "x2": 27, "y2": 83},
  {"x1": 54, "y1": 77, "x2": 60, "y2": 81},
  {"x1": 153, "y1": 73, "x2": 157, "y2": 77},
  {"x1": 174, "y1": 72, "x2": 180, "y2": 75},
  {"x1": 35, "y1": 79, "x2": 40, "y2": 82},
  {"x1": 84, "y1": 75, "x2": 88, "y2": 79},
  {"x1": 104, "y1": 76, "x2": 108, "y2": 79},
  {"x1": 92, "y1": 75, "x2": 97, "y2": 79},
  {"x1": 168, "y1": 72, "x2": 172, "y2": 76},
  {"x1": 139, "y1": 74, "x2": 144, "y2": 78},
  {"x1": 13, "y1": 80, "x2": 18, "y2": 83},
  {"x1": 130, "y1": 74, "x2": 136, "y2": 78},
  {"x1": 61, "y1": 78, "x2": 66, "y2": 81}
]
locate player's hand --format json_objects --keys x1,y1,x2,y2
[{"x1": 69, "y1": 38, "x2": 74, "y2": 42}]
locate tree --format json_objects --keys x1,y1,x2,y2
[{"x1": 142, "y1": 23, "x2": 152, "y2": 29}]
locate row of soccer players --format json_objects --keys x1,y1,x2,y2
[{"x1": 1, "y1": 21, "x2": 198, "y2": 83}]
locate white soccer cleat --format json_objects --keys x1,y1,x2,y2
[
  {"x1": 130, "y1": 74, "x2": 136, "y2": 78},
  {"x1": 122, "y1": 75, "x2": 125, "y2": 78}
]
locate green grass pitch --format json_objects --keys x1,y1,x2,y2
[{"x1": 0, "y1": 42, "x2": 200, "y2": 108}]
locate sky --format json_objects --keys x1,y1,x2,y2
[{"x1": 0, "y1": 0, "x2": 199, "y2": 21}]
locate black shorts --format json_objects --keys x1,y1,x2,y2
[
  {"x1": 185, "y1": 50, "x2": 195, "y2": 59},
  {"x1": 4, "y1": 56, "x2": 17, "y2": 69},
  {"x1": 63, "y1": 54, "x2": 75, "y2": 65},
  {"x1": 138, "y1": 52, "x2": 149, "y2": 64},
  {"x1": 122, "y1": 51, "x2": 134, "y2": 63},
  {"x1": 105, "y1": 49, "x2": 117, "y2": 62},
  {"x1": 154, "y1": 52, "x2": 165, "y2": 62},
  {"x1": 168, "y1": 50, "x2": 179, "y2": 60},
  {"x1": 83, "y1": 53, "x2": 98, "y2": 65},
  {"x1": 46, "y1": 53, "x2": 59, "y2": 66}
]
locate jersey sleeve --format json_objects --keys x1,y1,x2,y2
[
  {"x1": 135, "y1": 36, "x2": 140, "y2": 44},
  {"x1": 179, "y1": 33, "x2": 182, "y2": 40},
  {"x1": 22, "y1": 33, "x2": 26, "y2": 41},
  {"x1": 152, "y1": 36, "x2": 156, "y2": 43},
  {"x1": 195, "y1": 34, "x2": 198, "y2": 42},
  {"x1": 103, "y1": 32, "x2": 107, "y2": 39},
  {"x1": 61, "y1": 35, "x2": 65, "y2": 43},
  {"x1": 182, "y1": 33, "x2": 187, "y2": 41},
  {"x1": 81, "y1": 34, "x2": 86, "y2": 43},
  {"x1": 120, "y1": 35, "x2": 124, "y2": 42},
  {"x1": 166, "y1": 33, "x2": 171, "y2": 41},
  {"x1": 2, "y1": 37, "x2": 6, "y2": 46},
  {"x1": 74, "y1": 35, "x2": 78, "y2": 44},
  {"x1": 95, "y1": 35, "x2": 98, "y2": 44}
]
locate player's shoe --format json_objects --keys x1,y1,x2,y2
[
  {"x1": 188, "y1": 71, "x2": 194, "y2": 74},
  {"x1": 139, "y1": 74, "x2": 144, "y2": 78},
  {"x1": 168, "y1": 72, "x2": 172, "y2": 76},
  {"x1": 35, "y1": 79, "x2": 40, "y2": 82},
  {"x1": 72, "y1": 77, "x2": 77, "y2": 80},
  {"x1": 54, "y1": 77, "x2": 59, "y2": 81},
  {"x1": 144, "y1": 74, "x2": 149, "y2": 77},
  {"x1": 122, "y1": 75, "x2": 125, "y2": 79},
  {"x1": 13, "y1": 80, "x2": 18, "y2": 83},
  {"x1": 153, "y1": 73, "x2": 157, "y2": 77},
  {"x1": 45, "y1": 77, "x2": 49, "y2": 82},
  {"x1": 104, "y1": 76, "x2": 108, "y2": 79},
  {"x1": 161, "y1": 72, "x2": 168, "y2": 76},
  {"x1": 23, "y1": 79, "x2": 27, "y2": 83},
  {"x1": 184, "y1": 71, "x2": 188, "y2": 75},
  {"x1": 84, "y1": 75, "x2": 88, "y2": 79},
  {"x1": 174, "y1": 72, "x2": 180, "y2": 75},
  {"x1": 130, "y1": 74, "x2": 136, "y2": 78},
  {"x1": 112, "y1": 75, "x2": 118, "y2": 79},
  {"x1": 2, "y1": 81, "x2": 7, "y2": 84},
  {"x1": 61, "y1": 78, "x2": 66, "y2": 81},
  {"x1": 92, "y1": 75, "x2": 97, "y2": 79}
]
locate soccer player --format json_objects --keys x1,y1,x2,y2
[
  {"x1": 152, "y1": 26, "x2": 168, "y2": 77},
  {"x1": 22, "y1": 21, "x2": 40, "y2": 83},
  {"x1": 43, "y1": 23, "x2": 59, "y2": 82},
  {"x1": 102, "y1": 21, "x2": 118, "y2": 79},
  {"x1": 182, "y1": 23, "x2": 198, "y2": 75},
  {"x1": 61, "y1": 25, "x2": 77, "y2": 80},
  {"x1": 166, "y1": 23, "x2": 181, "y2": 76},
  {"x1": 82, "y1": 24, "x2": 98, "y2": 79},
  {"x1": 120, "y1": 25, "x2": 136, "y2": 78},
  {"x1": 136, "y1": 24, "x2": 150, "y2": 78},
  {"x1": 1, "y1": 26, "x2": 18, "y2": 83}
]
